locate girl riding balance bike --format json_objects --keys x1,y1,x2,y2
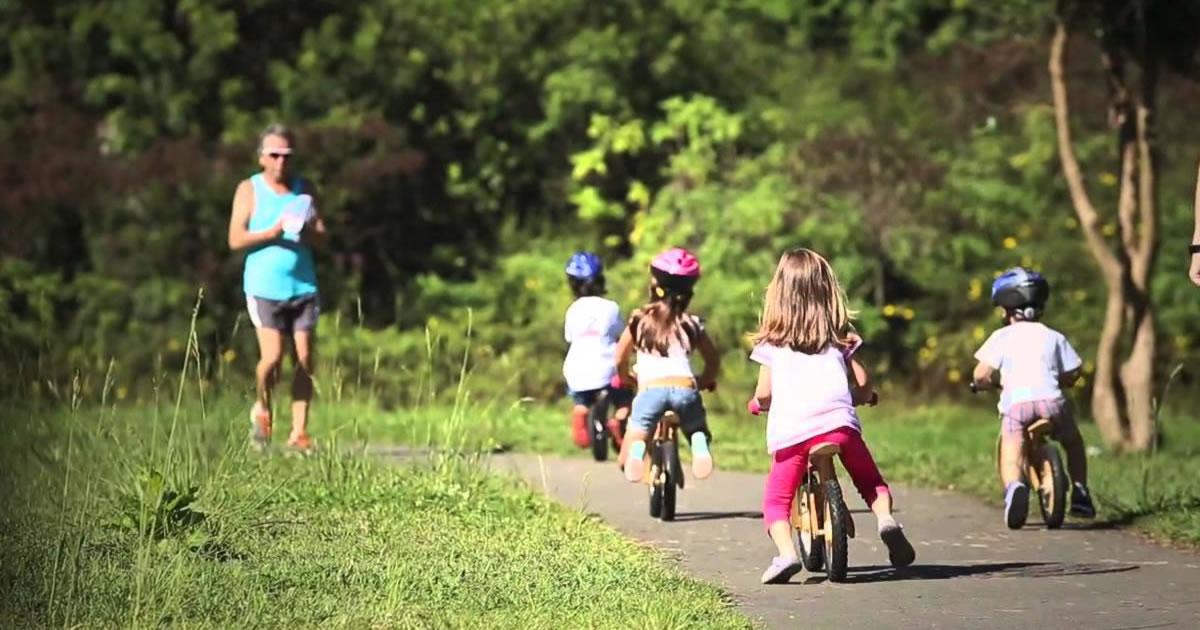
[
  {"x1": 614, "y1": 248, "x2": 719, "y2": 484},
  {"x1": 747, "y1": 248, "x2": 916, "y2": 584}
]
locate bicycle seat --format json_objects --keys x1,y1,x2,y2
[
  {"x1": 1026, "y1": 418, "x2": 1054, "y2": 440},
  {"x1": 809, "y1": 442, "x2": 841, "y2": 457}
]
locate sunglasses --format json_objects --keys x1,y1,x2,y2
[{"x1": 261, "y1": 148, "x2": 294, "y2": 160}]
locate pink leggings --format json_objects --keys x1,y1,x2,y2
[{"x1": 762, "y1": 427, "x2": 891, "y2": 530}]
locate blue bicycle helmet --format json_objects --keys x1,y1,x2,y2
[
  {"x1": 991, "y1": 267, "x2": 1050, "y2": 311},
  {"x1": 565, "y1": 251, "x2": 603, "y2": 280}
]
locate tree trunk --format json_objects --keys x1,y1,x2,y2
[
  {"x1": 1124, "y1": 60, "x2": 1160, "y2": 451},
  {"x1": 1049, "y1": 20, "x2": 1160, "y2": 453},
  {"x1": 1048, "y1": 23, "x2": 1134, "y2": 451}
]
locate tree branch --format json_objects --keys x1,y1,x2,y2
[{"x1": 1049, "y1": 22, "x2": 1122, "y2": 280}]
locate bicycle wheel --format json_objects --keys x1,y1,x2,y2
[
  {"x1": 648, "y1": 442, "x2": 663, "y2": 519},
  {"x1": 823, "y1": 479, "x2": 850, "y2": 583},
  {"x1": 1038, "y1": 444, "x2": 1068, "y2": 529},
  {"x1": 660, "y1": 441, "x2": 678, "y2": 521},
  {"x1": 588, "y1": 390, "x2": 610, "y2": 462},
  {"x1": 796, "y1": 476, "x2": 824, "y2": 572}
]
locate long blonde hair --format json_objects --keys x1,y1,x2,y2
[{"x1": 751, "y1": 248, "x2": 856, "y2": 353}]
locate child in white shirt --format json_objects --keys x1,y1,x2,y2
[
  {"x1": 972, "y1": 267, "x2": 1095, "y2": 529},
  {"x1": 562, "y1": 251, "x2": 631, "y2": 449}
]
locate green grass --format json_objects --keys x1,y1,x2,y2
[
  {"x1": 0, "y1": 394, "x2": 749, "y2": 629},
  {"x1": 364, "y1": 393, "x2": 1200, "y2": 548}
]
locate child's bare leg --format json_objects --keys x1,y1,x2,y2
[
  {"x1": 767, "y1": 521, "x2": 797, "y2": 559},
  {"x1": 999, "y1": 433, "x2": 1026, "y2": 487},
  {"x1": 868, "y1": 489, "x2": 894, "y2": 523},
  {"x1": 620, "y1": 428, "x2": 651, "y2": 481}
]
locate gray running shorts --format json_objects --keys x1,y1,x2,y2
[{"x1": 246, "y1": 293, "x2": 319, "y2": 332}]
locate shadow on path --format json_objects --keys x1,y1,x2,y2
[
  {"x1": 673, "y1": 511, "x2": 763, "y2": 522},
  {"x1": 797, "y1": 561, "x2": 1140, "y2": 584}
]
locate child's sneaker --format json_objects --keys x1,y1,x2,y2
[
  {"x1": 1070, "y1": 482, "x2": 1096, "y2": 518},
  {"x1": 1004, "y1": 481, "x2": 1029, "y2": 530},
  {"x1": 570, "y1": 408, "x2": 589, "y2": 448},
  {"x1": 287, "y1": 433, "x2": 315, "y2": 455},
  {"x1": 760, "y1": 556, "x2": 802, "y2": 584},
  {"x1": 624, "y1": 440, "x2": 646, "y2": 482},
  {"x1": 877, "y1": 516, "x2": 916, "y2": 567},
  {"x1": 250, "y1": 403, "x2": 272, "y2": 449},
  {"x1": 689, "y1": 432, "x2": 713, "y2": 480}
]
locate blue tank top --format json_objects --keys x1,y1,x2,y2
[{"x1": 242, "y1": 174, "x2": 318, "y2": 300}]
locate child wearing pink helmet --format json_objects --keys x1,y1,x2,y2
[{"x1": 614, "y1": 247, "x2": 721, "y2": 482}]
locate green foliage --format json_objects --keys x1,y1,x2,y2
[{"x1": 2, "y1": 1, "x2": 1198, "y2": 403}]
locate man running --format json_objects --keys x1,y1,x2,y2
[{"x1": 227, "y1": 124, "x2": 327, "y2": 452}]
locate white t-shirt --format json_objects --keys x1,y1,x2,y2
[
  {"x1": 633, "y1": 314, "x2": 703, "y2": 382},
  {"x1": 750, "y1": 343, "x2": 861, "y2": 454},
  {"x1": 974, "y1": 321, "x2": 1082, "y2": 414},
  {"x1": 562, "y1": 296, "x2": 623, "y2": 392}
]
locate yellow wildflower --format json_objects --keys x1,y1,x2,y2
[
  {"x1": 901, "y1": 307, "x2": 915, "y2": 321},
  {"x1": 223, "y1": 349, "x2": 237, "y2": 363},
  {"x1": 967, "y1": 279, "x2": 983, "y2": 301},
  {"x1": 882, "y1": 304, "x2": 897, "y2": 318},
  {"x1": 947, "y1": 369, "x2": 962, "y2": 384},
  {"x1": 1099, "y1": 172, "x2": 1118, "y2": 187},
  {"x1": 1003, "y1": 236, "x2": 1018, "y2": 250},
  {"x1": 973, "y1": 326, "x2": 986, "y2": 341}
]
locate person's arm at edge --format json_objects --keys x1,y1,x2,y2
[{"x1": 228, "y1": 180, "x2": 282, "y2": 251}]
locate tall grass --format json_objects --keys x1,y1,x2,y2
[{"x1": 0, "y1": 297, "x2": 748, "y2": 628}]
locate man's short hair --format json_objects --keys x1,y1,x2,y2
[{"x1": 258, "y1": 123, "x2": 295, "y2": 152}]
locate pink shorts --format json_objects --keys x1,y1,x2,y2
[{"x1": 1001, "y1": 398, "x2": 1080, "y2": 441}]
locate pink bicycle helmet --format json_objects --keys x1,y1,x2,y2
[{"x1": 650, "y1": 247, "x2": 701, "y2": 292}]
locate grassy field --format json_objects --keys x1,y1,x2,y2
[
  {"x1": 0, "y1": 393, "x2": 749, "y2": 629},
  {"x1": 366, "y1": 392, "x2": 1200, "y2": 548}
]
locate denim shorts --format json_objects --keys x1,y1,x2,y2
[
  {"x1": 629, "y1": 386, "x2": 709, "y2": 439},
  {"x1": 568, "y1": 386, "x2": 633, "y2": 409}
]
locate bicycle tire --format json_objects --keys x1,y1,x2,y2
[
  {"x1": 589, "y1": 391, "x2": 610, "y2": 462},
  {"x1": 648, "y1": 441, "x2": 663, "y2": 518},
  {"x1": 1039, "y1": 444, "x2": 1068, "y2": 529},
  {"x1": 797, "y1": 476, "x2": 824, "y2": 572},
  {"x1": 661, "y1": 441, "x2": 677, "y2": 521},
  {"x1": 823, "y1": 479, "x2": 850, "y2": 583}
]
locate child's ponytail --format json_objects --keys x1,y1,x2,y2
[{"x1": 633, "y1": 288, "x2": 697, "y2": 356}]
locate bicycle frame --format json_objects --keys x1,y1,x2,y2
[{"x1": 791, "y1": 443, "x2": 856, "y2": 543}]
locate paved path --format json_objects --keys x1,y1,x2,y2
[{"x1": 488, "y1": 453, "x2": 1200, "y2": 629}]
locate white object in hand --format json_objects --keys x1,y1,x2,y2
[{"x1": 281, "y1": 194, "x2": 313, "y2": 239}]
